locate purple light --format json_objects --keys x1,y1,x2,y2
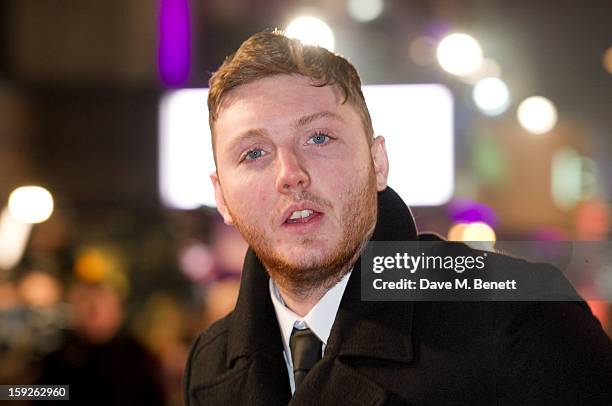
[
  {"x1": 158, "y1": 0, "x2": 191, "y2": 86},
  {"x1": 530, "y1": 228, "x2": 568, "y2": 242},
  {"x1": 448, "y1": 198, "x2": 498, "y2": 227}
]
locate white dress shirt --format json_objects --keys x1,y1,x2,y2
[{"x1": 269, "y1": 270, "x2": 352, "y2": 394}]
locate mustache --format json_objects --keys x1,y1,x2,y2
[{"x1": 276, "y1": 190, "x2": 333, "y2": 217}]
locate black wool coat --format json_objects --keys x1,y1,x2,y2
[{"x1": 184, "y1": 187, "x2": 612, "y2": 405}]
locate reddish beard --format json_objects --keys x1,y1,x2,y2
[{"x1": 227, "y1": 163, "x2": 378, "y2": 299}]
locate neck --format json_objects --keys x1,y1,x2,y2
[
  {"x1": 276, "y1": 283, "x2": 329, "y2": 317},
  {"x1": 272, "y1": 247, "x2": 364, "y2": 316}
]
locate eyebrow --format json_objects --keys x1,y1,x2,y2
[
  {"x1": 292, "y1": 110, "x2": 345, "y2": 128},
  {"x1": 226, "y1": 129, "x2": 267, "y2": 155}
]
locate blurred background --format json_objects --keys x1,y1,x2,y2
[{"x1": 0, "y1": 0, "x2": 611, "y2": 404}]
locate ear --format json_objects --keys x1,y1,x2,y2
[
  {"x1": 210, "y1": 171, "x2": 234, "y2": 225},
  {"x1": 371, "y1": 136, "x2": 389, "y2": 191}
]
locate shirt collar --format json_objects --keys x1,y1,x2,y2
[{"x1": 269, "y1": 270, "x2": 352, "y2": 357}]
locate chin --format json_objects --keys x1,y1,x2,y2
[
  {"x1": 285, "y1": 238, "x2": 331, "y2": 253},
  {"x1": 277, "y1": 246, "x2": 333, "y2": 268}
]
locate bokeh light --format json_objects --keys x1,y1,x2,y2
[
  {"x1": 462, "y1": 222, "x2": 496, "y2": 241},
  {"x1": 472, "y1": 137, "x2": 506, "y2": 184},
  {"x1": 158, "y1": 0, "x2": 191, "y2": 86},
  {"x1": 17, "y1": 271, "x2": 62, "y2": 308},
  {"x1": 8, "y1": 186, "x2": 54, "y2": 224},
  {"x1": 517, "y1": 96, "x2": 558, "y2": 134},
  {"x1": 436, "y1": 33, "x2": 483, "y2": 76},
  {"x1": 603, "y1": 46, "x2": 612, "y2": 75},
  {"x1": 575, "y1": 199, "x2": 610, "y2": 240},
  {"x1": 285, "y1": 16, "x2": 335, "y2": 51},
  {"x1": 462, "y1": 222, "x2": 497, "y2": 250},
  {"x1": 448, "y1": 221, "x2": 496, "y2": 251},
  {"x1": 409, "y1": 36, "x2": 437, "y2": 66},
  {"x1": 74, "y1": 247, "x2": 129, "y2": 298},
  {"x1": 448, "y1": 198, "x2": 498, "y2": 227},
  {"x1": 178, "y1": 242, "x2": 215, "y2": 282},
  {"x1": 472, "y1": 77, "x2": 511, "y2": 116},
  {"x1": 551, "y1": 147, "x2": 582, "y2": 210},
  {"x1": 347, "y1": 0, "x2": 384, "y2": 23},
  {"x1": 74, "y1": 249, "x2": 111, "y2": 283},
  {"x1": 0, "y1": 207, "x2": 32, "y2": 270},
  {"x1": 447, "y1": 223, "x2": 468, "y2": 241},
  {"x1": 531, "y1": 227, "x2": 569, "y2": 242}
]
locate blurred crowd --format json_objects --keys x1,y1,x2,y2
[{"x1": 0, "y1": 206, "x2": 246, "y2": 405}]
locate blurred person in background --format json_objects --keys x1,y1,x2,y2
[
  {"x1": 175, "y1": 211, "x2": 245, "y2": 328},
  {"x1": 0, "y1": 271, "x2": 66, "y2": 386},
  {"x1": 184, "y1": 31, "x2": 611, "y2": 405},
  {"x1": 201, "y1": 276, "x2": 241, "y2": 329},
  {"x1": 36, "y1": 279, "x2": 165, "y2": 405},
  {"x1": 200, "y1": 216, "x2": 245, "y2": 328},
  {"x1": 136, "y1": 293, "x2": 193, "y2": 406},
  {"x1": 0, "y1": 278, "x2": 31, "y2": 385}
]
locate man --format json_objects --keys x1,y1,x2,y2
[
  {"x1": 38, "y1": 282, "x2": 165, "y2": 405},
  {"x1": 184, "y1": 31, "x2": 611, "y2": 405}
]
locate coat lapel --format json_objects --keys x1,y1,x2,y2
[
  {"x1": 191, "y1": 354, "x2": 290, "y2": 405},
  {"x1": 290, "y1": 358, "x2": 388, "y2": 406},
  {"x1": 328, "y1": 185, "x2": 416, "y2": 363},
  {"x1": 205, "y1": 248, "x2": 292, "y2": 405}
]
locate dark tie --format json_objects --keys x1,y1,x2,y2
[{"x1": 289, "y1": 327, "x2": 322, "y2": 389}]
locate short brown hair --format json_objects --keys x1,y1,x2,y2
[{"x1": 208, "y1": 30, "x2": 374, "y2": 157}]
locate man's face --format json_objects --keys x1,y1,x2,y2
[{"x1": 211, "y1": 74, "x2": 388, "y2": 293}]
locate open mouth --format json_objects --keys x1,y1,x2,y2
[{"x1": 284, "y1": 209, "x2": 322, "y2": 224}]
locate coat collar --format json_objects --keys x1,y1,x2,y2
[{"x1": 227, "y1": 186, "x2": 418, "y2": 366}]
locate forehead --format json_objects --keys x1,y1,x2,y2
[{"x1": 214, "y1": 75, "x2": 355, "y2": 139}]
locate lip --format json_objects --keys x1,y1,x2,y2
[
  {"x1": 280, "y1": 202, "x2": 324, "y2": 225},
  {"x1": 281, "y1": 211, "x2": 324, "y2": 234}
]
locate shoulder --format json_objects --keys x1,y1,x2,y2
[
  {"x1": 495, "y1": 300, "x2": 611, "y2": 404},
  {"x1": 184, "y1": 312, "x2": 233, "y2": 395},
  {"x1": 485, "y1": 251, "x2": 611, "y2": 403}
]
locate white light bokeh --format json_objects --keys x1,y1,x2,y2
[
  {"x1": 0, "y1": 207, "x2": 32, "y2": 270},
  {"x1": 8, "y1": 186, "x2": 54, "y2": 224},
  {"x1": 463, "y1": 222, "x2": 496, "y2": 250},
  {"x1": 462, "y1": 221, "x2": 496, "y2": 241},
  {"x1": 363, "y1": 84, "x2": 454, "y2": 206},
  {"x1": 447, "y1": 223, "x2": 468, "y2": 241},
  {"x1": 159, "y1": 89, "x2": 213, "y2": 209},
  {"x1": 347, "y1": 0, "x2": 384, "y2": 23},
  {"x1": 517, "y1": 96, "x2": 558, "y2": 134},
  {"x1": 436, "y1": 33, "x2": 483, "y2": 76},
  {"x1": 159, "y1": 84, "x2": 454, "y2": 209},
  {"x1": 285, "y1": 16, "x2": 335, "y2": 51},
  {"x1": 472, "y1": 77, "x2": 511, "y2": 116}
]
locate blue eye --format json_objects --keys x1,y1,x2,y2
[
  {"x1": 308, "y1": 132, "x2": 331, "y2": 145},
  {"x1": 244, "y1": 149, "x2": 264, "y2": 161}
]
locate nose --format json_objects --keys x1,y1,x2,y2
[{"x1": 275, "y1": 147, "x2": 310, "y2": 195}]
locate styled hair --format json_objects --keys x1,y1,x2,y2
[{"x1": 207, "y1": 30, "x2": 374, "y2": 157}]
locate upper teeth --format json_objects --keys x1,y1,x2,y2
[{"x1": 289, "y1": 209, "x2": 313, "y2": 220}]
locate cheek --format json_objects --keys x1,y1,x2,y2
[
  {"x1": 315, "y1": 155, "x2": 370, "y2": 197},
  {"x1": 224, "y1": 174, "x2": 275, "y2": 222}
]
